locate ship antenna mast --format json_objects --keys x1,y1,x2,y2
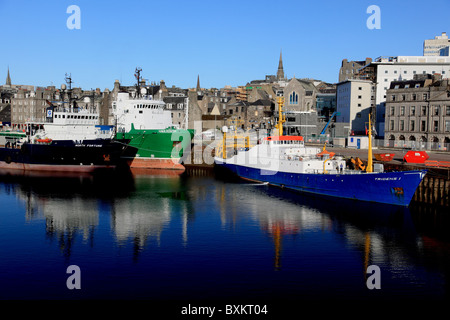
[
  {"x1": 65, "y1": 73, "x2": 73, "y2": 108},
  {"x1": 135, "y1": 67, "x2": 142, "y2": 98}
]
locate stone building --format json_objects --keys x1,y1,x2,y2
[
  {"x1": 223, "y1": 98, "x2": 274, "y2": 130},
  {"x1": 384, "y1": 74, "x2": 450, "y2": 150},
  {"x1": 10, "y1": 86, "x2": 57, "y2": 128},
  {"x1": 0, "y1": 90, "x2": 12, "y2": 126},
  {"x1": 225, "y1": 100, "x2": 247, "y2": 129},
  {"x1": 279, "y1": 77, "x2": 318, "y2": 136},
  {"x1": 0, "y1": 68, "x2": 14, "y2": 125},
  {"x1": 163, "y1": 95, "x2": 188, "y2": 128},
  {"x1": 187, "y1": 88, "x2": 206, "y2": 130},
  {"x1": 339, "y1": 58, "x2": 372, "y2": 82},
  {"x1": 357, "y1": 55, "x2": 450, "y2": 137},
  {"x1": 197, "y1": 88, "x2": 230, "y2": 116},
  {"x1": 247, "y1": 99, "x2": 274, "y2": 129},
  {"x1": 423, "y1": 32, "x2": 450, "y2": 56}
]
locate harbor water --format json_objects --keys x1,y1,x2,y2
[{"x1": 0, "y1": 168, "x2": 449, "y2": 312}]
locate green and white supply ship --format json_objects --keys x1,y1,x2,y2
[{"x1": 113, "y1": 90, "x2": 193, "y2": 170}]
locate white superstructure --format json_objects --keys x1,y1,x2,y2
[
  {"x1": 28, "y1": 105, "x2": 114, "y2": 141},
  {"x1": 215, "y1": 136, "x2": 348, "y2": 175},
  {"x1": 112, "y1": 92, "x2": 173, "y2": 132}
]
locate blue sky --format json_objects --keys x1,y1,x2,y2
[{"x1": 1, "y1": 0, "x2": 449, "y2": 90}]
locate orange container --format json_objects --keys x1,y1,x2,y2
[
  {"x1": 374, "y1": 153, "x2": 395, "y2": 162},
  {"x1": 403, "y1": 151, "x2": 429, "y2": 163}
]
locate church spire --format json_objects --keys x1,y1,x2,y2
[
  {"x1": 277, "y1": 50, "x2": 284, "y2": 81},
  {"x1": 196, "y1": 74, "x2": 201, "y2": 91},
  {"x1": 5, "y1": 66, "x2": 11, "y2": 87}
]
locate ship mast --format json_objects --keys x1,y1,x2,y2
[
  {"x1": 275, "y1": 96, "x2": 285, "y2": 136},
  {"x1": 65, "y1": 73, "x2": 73, "y2": 109},
  {"x1": 367, "y1": 114, "x2": 373, "y2": 173}
]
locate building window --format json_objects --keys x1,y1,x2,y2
[
  {"x1": 421, "y1": 120, "x2": 426, "y2": 131},
  {"x1": 446, "y1": 120, "x2": 450, "y2": 132},
  {"x1": 446, "y1": 106, "x2": 450, "y2": 116},
  {"x1": 422, "y1": 106, "x2": 427, "y2": 116},
  {"x1": 400, "y1": 120, "x2": 405, "y2": 131},
  {"x1": 411, "y1": 106, "x2": 416, "y2": 116},
  {"x1": 412, "y1": 94, "x2": 417, "y2": 101},
  {"x1": 434, "y1": 121, "x2": 439, "y2": 132},
  {"x1": 390, "y1": 106, "x2": 395, "y2": 115},
  {"x1": 410, "y1": 120, "x2": 415, "y2": 131},
  {"x1": 289, "y1": 92, "x2": 298, "y2": 104},
  {"x1": 390, "y1": 120, "x2": 395, "y2": 130},
  {"x1": 391, "y1": 95, "x2": 396, "y2": 101},
  {"x1": 434, "y1": 106, "x2": 440, "y2": 116},
  {"x1": 400, "y1": 106, "x2": 405, "y2": 116}
]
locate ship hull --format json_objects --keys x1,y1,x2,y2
[
  {"x1": 215, "y1": 160, "x2": 426, "y2": 207},
  {"x1": 115, "y1": 127, "x2": 194, "y2": 170},
  {"x1": 0, "y1": 139, "x2": 133, "y2": 173}
]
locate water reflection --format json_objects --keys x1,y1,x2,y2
[
  {"x1": 1, "y1": 169, "x2": 450, "y2": 299},
  {"x1": 210, "y1": 180, "x2": 417, "y2": 273},
  {"x1": 111, "y1": 169, "x2": 192, "y2": 261},
  {"x1": 1, "y1": 169, "x2": 193, "y2": 260}
]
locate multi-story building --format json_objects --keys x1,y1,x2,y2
[
  {"x1": 10, "y1": 86, "x2": 57, "y2": 128},
  {"x1": 338, "y1": 58, "x2": 372, "y2": 82},
  {"x1": 336, "y1": 79, "x2": 375, "y2": 136},
  {"x1": 358, "y1": 55, "x2": 450, "y2": 137},
  {"x1": 163, "y1": 95, "x2": 188, "y2": 128},
  {"x1": 423, "y1": 32, "x2": 450, "y2": 56},
  {"x1": 384, "y1": 74, "x2": 450, "y2": 150},
  {"x1": 0, "y1": 90, "x2": 12, "y2": 126},
  {"x1": 10, "y1": 84, "x2": 114, "y2": 128},
  {"x1": 247, "y1": 99, "x2": 274, "y2": 130}
]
